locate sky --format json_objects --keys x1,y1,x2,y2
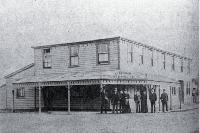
[{"x1": 0, "y1": 0, "x2": 198, "y2": 84}]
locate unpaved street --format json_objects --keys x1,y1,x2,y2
[{"x1": 0, "y1": 109, "x2": 198, "y2": 133}]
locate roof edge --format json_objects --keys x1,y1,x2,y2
[
  {"x1": 4, "y1": 63, "x2": 34, "y2": 79},
  {"x1": 0, "y1": 84, "x2": 6, "y2": 88},
  {"x1": 31, "y1": 36, "x2": 191, "y2": 60},
  {"x1": 31, "y1": 36, "x2": 121, "y2": 49},
  {"x1": 120, "y1": 37, "x2": 192, "y2": 60}
]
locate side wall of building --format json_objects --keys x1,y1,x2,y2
[
  {"x1": 0, "y1": 85, "x2": 7, "y2": 110},
  {"x1": 119, "y1": 38, "x2": 193, "y2": 105},
  {"x1": 5, "y1": 66, "x2": 42, "y2": 110}
]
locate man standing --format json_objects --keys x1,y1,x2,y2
[
  {"x1": 124, "y1": 89, "x2": 131, "y2": 113},
  {"x1": 141, "y1": 91, "x2": 148, "y2": 113},
  {"x1": 100, "y1": 89, "x2": 109, "y2": 114},
  {"x1": 160, "y1": 89, "x2": 168, "y2": 112},
  {"x1": 192, "y1": 88, "x2": 196, "y2": 103},
  {"x1": 149, "y1": 89, "x2": 157, "y2": 113},
  {"x1": 119, "y1": 90, "x2": 125, "y2": 113},
  {"x1": 134, "y1": 91, "x2": 141, "y2": 113},
  {"x1": 112, "y1": 88, "x2": 119, "y2": 114}
]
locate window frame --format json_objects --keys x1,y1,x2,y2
[
  {"x1": 162, "y1": 53, "x2": 166, "y2": 69},
  {"x1": 43, "y1": 48, "x2": 52, "y2": 69},
  {"x1": 187, "y1": 60, "x2": 191, "y2": 74},
  {"x1": 127, "y1": 44, "x2": 133, "y2": 63},
  {"x1": 186, "y1": 81, "x2": 191, "y2": 95},
  {"x1": 16, "y1": 87, "x2": 25, "y2": 98},
  {"x1": 151, "y1": 50, "x2": 154, "y2": 66},
  {"x1": 181, "y1": 58, "x2": 184, "y2": 72},
  {"x1": 174, "y1": 87, "x2": 176, "y2": 95},
  {"x1": 69, "y1": 45, "x2": 79, "y2": 67},
  {"x1": 139, "y1": 47, "x2": 144, "y2": 65},
  {"x1": 189, "y1": 82, "x2": 191, "y2": 95},
  {"x1": 172, "y1": 56, "x2": 175, "y2": 71},
  {"x1": 171, "y1": 86, "x2": 173, "y2": 94},
  {"x1": 97, "y1": 43, "x2": 110, "y2": 65}
]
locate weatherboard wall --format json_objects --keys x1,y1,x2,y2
[
  {"x1": 119, "y1": 38, "x2": 193, "y2": 104},
  {"x1": 5, "y1": 65, "x2": 37, "y2": 110},
  {"x1": 34, "y1": 39, "x2": 120, "y2": 77},
  {"x1": 0, "y1": 85, "x2": 7, "y2": 109}
]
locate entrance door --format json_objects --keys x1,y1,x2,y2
[{"x1": 179, "y1": 80, "x2": 184, "y2": 103}]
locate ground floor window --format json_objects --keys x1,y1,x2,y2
[{"x1": 16, "y1": 88, "x2": 25, "y2": 98}]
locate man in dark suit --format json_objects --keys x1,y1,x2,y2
[
  {"x1": 124, "y1": 89, "x2": 131, "y2": 113},
  {"x1": 134, "y1": 91, "x2": 141, "y2": 113},
  {"x1": 141, "y1": 90, "x2": 148, "y2": 113},
  {"x1": 100, "y1": 89, "x2": 109, "y2": 114},
  {"x1": 149, "y1": 89, "x2": 157, "y2": 113},
  {"x1": 112, "y1": 88, "x2": 119, "y2": 114},
  {"x1": 192, "y1": 88, "x2": 196, "y2": 103},
  {"x1": 160, "y1": 89, "x2": 168, "y2": 112},
  {"x1": 119, "y1": 90, "x2": 125, "y2": 113}
]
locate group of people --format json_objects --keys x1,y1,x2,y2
[
  {"x1": 100, "y1": 88, "x2": 131, "y2": 114},
  {"x1": 134, "y1": 90, "x2": 148, "y2": 113},
  {"x1": 134, "y1": 89, "x2": 169, "y2": 113},
  {"x1": 101, "y1": 87, "x2": 169, "y2": 114},
  {"x1": 192, "y1": 88, "x2": 199, "y2": 103}
]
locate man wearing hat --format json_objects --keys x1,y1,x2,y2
[
  {"x1": 124, "y1": 89, "x2": 131, "y2": 113},
  {"x1": 141, "y1": 90, "x2": 148, "y2": 113},
  {"x1": 134, "y1": 90, "x2": 141, "y2": 113},
  {"x1": 160, "y1": 89, "x2": 168, "y2": 112},
  {"x1": 112, "y1": 88, "x2": 119, "y2": 113},
  {"x1": 149, "y1": 89, "x2": 157, "y2": 113},
  {"x1": 100, "y1": 88, "x2": 109, "y2": 114},
  {"x1": 119, "y1": 90, "x2": 125, "y2": 113}
]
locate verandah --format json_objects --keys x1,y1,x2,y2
[{"x1": 13, "y1": 78, "x2": 163, "y2": 114}]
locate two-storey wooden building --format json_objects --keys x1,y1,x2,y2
[{"x1": 1, "y1": 36, "x2": 195, "y2": 112}]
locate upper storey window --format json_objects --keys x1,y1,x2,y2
[
  {"x1": 127, "y1": 44, "x2": 133, "y2": 62},
  {"x1": 97, "y1": 43, "x2": 109, "y2": 65},
  {"x1": 43, "y1": 48, "x2": 52, "y2": 68},
  {"x1": 162, "y1": 53, "x2": 166, "y2": 69},
  {"x1": 172, "y1": 56, "x2": 175, "y2": 71},
  {"x1": 187, "y1": 59, "x2": 191, "y2": 74},
  {"x1": 180, "y1": 58, "x2": 184, "y2": 72},
  {"x1": 140, "y1": 47, "x2": 144, "y2": 65},
  {"x1": 150, "y1": 50, "x2": 154, "y2": 66},
  {"x1": 70, "y1": 45, "x2": 79, "y2": 67}
]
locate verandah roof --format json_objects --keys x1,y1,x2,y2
[{"x1": 13, "y1": 70, "x2": 176, "y2": 87}]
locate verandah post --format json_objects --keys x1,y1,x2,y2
[
  {"x1": 100, "y1": 81, "x2": 103, "y2": 91},
  {"x1": 12, "y1": 89, "x2": 14, "y2": 113},
  {"x1": 146, "y1": 84, "x2": 150, "y2": 113},
  {"x1": 179, "y1": 87, "x2": 182, "y2": 110},
  {"x1": 68, "y1": 82, "x2": 71, "y2": 115},
  {"x1": 38, "y1": 83, "x2": 41, "y2": 114},
  {"x1": 170, "y1": 87, "x2": 172, "y2": 110},
  {"x1": 159, "y1": 85, "x2": 161, "y2": 111}
]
